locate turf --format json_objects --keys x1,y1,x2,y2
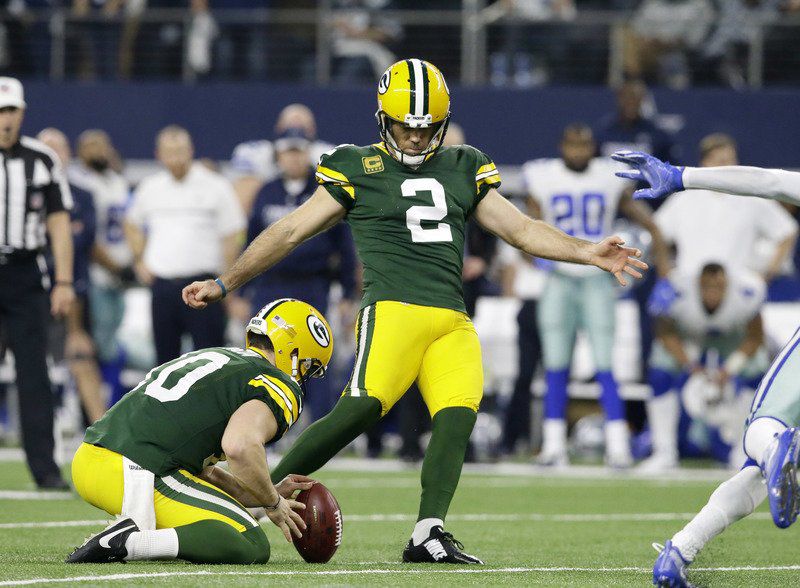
[{"x1": 0, "y1": 458, "x2": 797, "y2": 586}]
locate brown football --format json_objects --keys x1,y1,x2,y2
[{"x1": 292, "y1": 482, "x2": 342, "y2": 563}]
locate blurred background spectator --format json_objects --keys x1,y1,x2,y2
[
  {"x1": 624, "y1": 0, "x2": 715, "y2": 88},
  {"x1": 229, "y1": 104, "x2": 334, "y2": 214},
  {"x1": 71, "y1": 129, "x2": 132, "y2": 406},
  {"x1": 486, "y1": 0, "x2": 577, "y2": 87},
  {"x1": 124, "y1": 125, "x2": 245, "y2": 365},
  {"x1": 330, "y1": 0, "x2": 402, "y2": 84},
  {"x1": 38, "y1": 127, "x2": 106, "y2": 424}
]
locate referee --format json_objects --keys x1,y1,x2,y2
[{"x1": 0, "y1": 78, "x2": 75, "y2": 489}]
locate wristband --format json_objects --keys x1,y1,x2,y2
[
  {"x1": 214, "y1": 277, "x2": 228, "y2": 299},
  {"x1": 724, "y1": 351, "x2": 747, "y2": 377},
  {"x1": 265, "y1": 496, "x2": 282, "y2": 511}
]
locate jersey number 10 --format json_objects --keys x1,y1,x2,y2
[
  {"x1": 140, "y1": 351, "x2": 231, "y2": 402},
  {"x1": 551, "y1": 192, "x2": 606, "y2": 238}
]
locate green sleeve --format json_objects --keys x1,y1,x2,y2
[{"x1": 315, "y1": 146, "x2": 358, "y2": 211}]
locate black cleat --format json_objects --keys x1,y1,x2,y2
[
  {"x1": 66, "y1": 517, "x2": 139, "y2": 563},
  {"x1": 402, "y1": 526, "x2": 483, "y2": 564}
]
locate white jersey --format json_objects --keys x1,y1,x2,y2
[
  {"x1": 655, "y1": 188, "x2": 797, "y2": 276},
  {"x1": 127, "y1": 163, "x2": 246, "y2": 279},
  {"x1": 523, "y1": 157, "x2": 632, "y2": 276},
  {"x1": 69, "y1": 164, "x2": 133, "y2": 288},
  {"x1": 229, "y1": 139, "x2": 334, "y2": 182},
  {"x1": 665, "y1": 269, "x2": 765, "y2": 355}
]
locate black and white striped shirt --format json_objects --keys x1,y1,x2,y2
[{"x1": 0, "y1": 136, "x2": 73, "y2": 253}]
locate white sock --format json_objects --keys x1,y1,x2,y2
[
  {"x1": 744, "y1": 417, "x2": 787, "y2": 464},
  {"x1": 411, "y1": 518, "x2": 443, "y2": 546},
  {"x1": 124, "y1": 529, "x2": 180, "y2": 561},
  {"x1": 647, "y1": 392, "x2": 679, "y2": 460},
  {"x1": 672, "y1": 466, "x2": 766, "y2": 561},
  {"x1": 541, "y1": 419, "x2": 567, "y2": 455},
  {"x1": 605, "y1": 419, "x2": 631, "y2": 457}
]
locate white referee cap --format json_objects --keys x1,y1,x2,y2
[{"x1": 0, "y1": 77, "x2": 26, "y2": 109}]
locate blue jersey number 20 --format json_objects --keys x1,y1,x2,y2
[{"x1": 551, "y1": 192, "x2": 606, "y2": 238}]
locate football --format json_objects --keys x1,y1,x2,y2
[{"x1": 292, "y1": 482, "x2": 343, "y2": 563}]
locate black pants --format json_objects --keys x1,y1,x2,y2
[
  {"x1": 151, "y1": 275, "x2": 226, "y2": 365},
  {"x1": 502, "y1": 299, "x2": 542, "y2": 452},
  {"x1": 0, "y1": 259, "x2": 61, "y2": 483}
]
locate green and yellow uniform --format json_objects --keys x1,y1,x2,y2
[
  {"x1": 316, "y1": 142, "x2": 501, "y2": 416},
  {"x1": 71, "y1": 347, "x2": 303, "y2": 562}
]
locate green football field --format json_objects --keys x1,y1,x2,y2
[{"x1": 1, "y1": 457, "x2": 798, "y2": 587}]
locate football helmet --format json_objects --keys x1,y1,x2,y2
[
  {"x1": 375, "y1": 58, "x2": 450, "y2": 167},
  {"x1": 246, "y1": 298, "x2": 333, "y2": 384}
]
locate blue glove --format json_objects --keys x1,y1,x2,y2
[
  {"x1": 611, "y1": 150, "x2": 684, "y2": 200},
  {"x1": 647, "y1": 277, "x2": 678, "y2": 317}
]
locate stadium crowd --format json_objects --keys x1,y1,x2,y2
[
  {"x1": 1, "y1": 1, "x2": 800, "y2": 87},
  {"x1": 1, "y1": 66, "x2": 799, "y2": 490}
]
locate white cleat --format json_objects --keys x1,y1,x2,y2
[
  {"x1": 535, "y1": 450, "x2": 569, "y2": 467},
  {"x1": 637, "y1": 453, "x2": 679, "y2": 473},
  {"x1": 606, "y1": 449, "x2": 634, "y2": 469}
]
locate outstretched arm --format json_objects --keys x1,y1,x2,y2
[
  {"x1": 183, "y1": 186, "x2": 346, "y2": 308},
  {"x1": 612, "y1": 150, "x2": 800, "y2": 205},
  {"x1": 474, "y1": 189, "x2": 648, "y2": 286},
  {"x1": 682, "y1": 166, "x2": 800, "y2": 206}
]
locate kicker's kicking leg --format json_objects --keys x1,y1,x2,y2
[{"x1": 270, "y1": 395, "x2": 382, "y2": 483}]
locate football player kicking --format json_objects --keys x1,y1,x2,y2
[
  {"x1": 613, "y1": 150, "x2": 800, "y2": 587},
  {"x1": 66, "y1": 299, "x2": 331, "y2": 565},
  {"x1": 184, "y1": 59, "x2": 647, "y2": 565}
]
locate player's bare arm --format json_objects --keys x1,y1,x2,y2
[
  {"x1": 200, "y1": 466, "x2": 314, "y2": 509},
  {"x1": 717, "y1": 313, "x2": 765, "y2": 385},
  {"x1": 221, "y1": 399, "x2": 308, "y2": 542},
  {"x1": 618, "y1": 191, "x2": 671, "y2": 278},
  {"x1": 613, "y1": 150, "x2": 800, "y2": 205},
  {"x1": 474, "y1": 188, "x2": 648, "y2": 286},
  {"x1": 183, "y1": 186, "x2": 346, "y2": 309},
  {"x1": 654, "y1": 316, "x2": 695, "y2": 372}
]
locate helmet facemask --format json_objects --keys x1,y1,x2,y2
[
  {"x1": 376, "y1": 110, "x2": 450, "y2": 168},
  {"x1": 291, "y1": 351, "x2": 327, "y2": 395}
]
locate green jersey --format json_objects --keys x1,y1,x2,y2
[
  {"x1": 316, "y1": 143, "x2": 501, "y2": 313},
  {"x1": 84, "y1": 347, "x2": 303, "y2": 476}
]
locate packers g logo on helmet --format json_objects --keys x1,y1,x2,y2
[
  {"x1": 246, "y1": 298, "x2": 334, "y2": 383},
  {"x1": 375, "y1": 58, "x2": 451, "y2": 168}
]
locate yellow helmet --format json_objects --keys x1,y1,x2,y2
[
  {"x1": 375, "y1": 58, "x2": 451, "y2": 167},
  {"x1": 245, "y1": 298, "x2": 333, "y2": 384}
]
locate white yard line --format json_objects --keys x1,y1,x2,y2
[
  {"x1": 2, "y1": 565, "x2": 800, "y2": 586},
  {"x1": 0, "y1": 511, "x2": 775, "y2": 531},
  {"x1": 0, "y1": 449, "x2": 735, "y2": 482},
  {"x1": 0, "y1": 491, "x2": 73, "y2": 501}
]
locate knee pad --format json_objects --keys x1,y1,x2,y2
[{"x1": 744, "y1": 417, "x2": 787, "y2": 463}]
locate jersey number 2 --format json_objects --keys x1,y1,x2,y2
[
  {"x1": 402, "y1": 178, "x2": 453, "y2": 243},
  {"x1": 143, "y1": 351, "x2": 231, "y2": 402}
]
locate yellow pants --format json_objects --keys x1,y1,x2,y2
[
  {"x1": 345, "y1": 301, "x2": 484, "y2": 416},
  {"x1": 71, "y1": 443, "x2": 258, "y2": 533}
]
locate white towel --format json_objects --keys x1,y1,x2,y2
[{"x1": 121, "y1": 457, "x2": 157, "y2": 531}]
